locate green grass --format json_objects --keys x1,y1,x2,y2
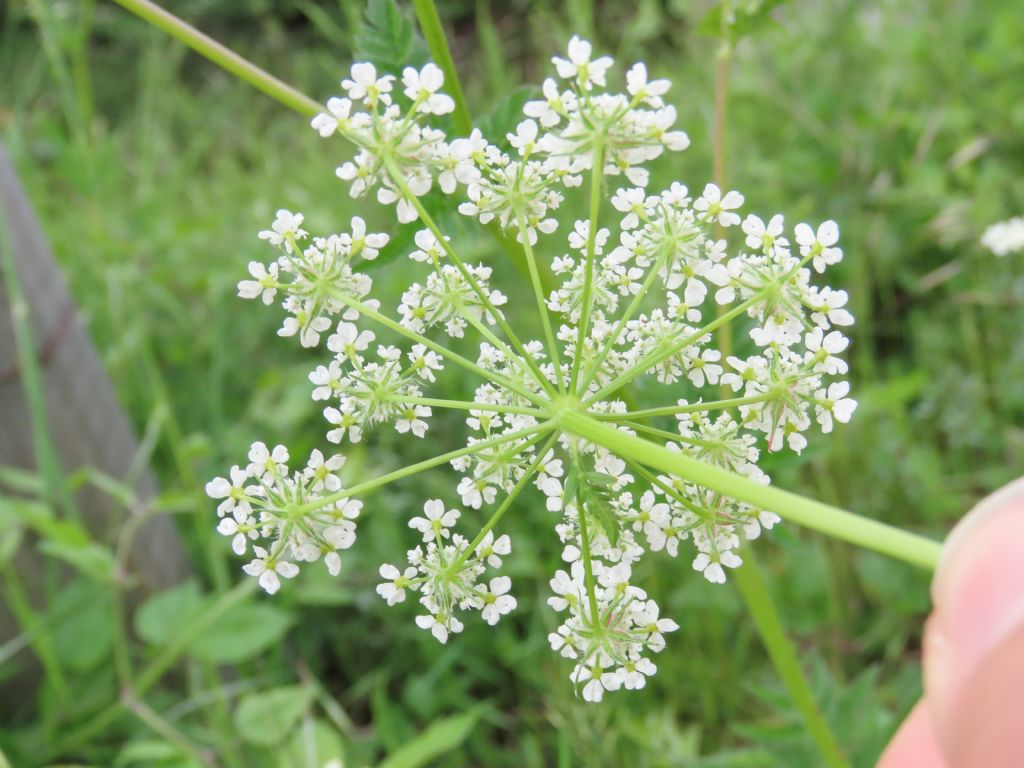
[{"x1": 1, "y1": 0, "x2": 1023, "y2": 766}]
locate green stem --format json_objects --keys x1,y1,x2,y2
[
  {"x1": 411, "y1": 0, "x2": 472, "y2": 136},
  {"x1": 731, "y1": 551, "x2": 849, "y2": 768},
  {"x1": 516, "y1": 209, "x2": 566, "y2": 393},
  {"x1": 50, "y1": 579, "x2": 258, "y2": 759},
  {"x1": 595, "y1": 392, "x2": 776, "y2": 420},
  {"x1": 0, "y1": 567, "x2": 69, "y2": 702},
  {"x1": 385, "y1": 395, "x2": 545, "y2": 417},
  {"x1": 584, "y1": 293, "x2": 760, "y2": 406},
  {"x1": 573, "y1": 460, "x2": 602, "y2": 622},
  {"x1": 124, "y1": 693, "x2": 218, "y2": 768},
  {"x1": 0, "y1": 188, "x2": 77, "y2": 522},
  {"x1": 382, "y1": 161, "x2": 558, "y2": 399},
  {"x1": 559, "y1": 409, "x2": 942, "y2": 570},
  {"x1": 110, "y1": 0, "x2": 321, "y2": 116},
  {"x1": 294, "y1": 421, "x2": 554, "y2": 514},
  {"x1": 569, "y1": 140, "x2": 606, "y2": 395},
  {"x1": 578, "y1": 243, "x2": 670, "y2": 393},
  {"x1": 331, "y1": 292, "x2": 545, "y2": 407}
]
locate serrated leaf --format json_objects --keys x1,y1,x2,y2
[
  {"x1": 354, "y1": 0, "x2": 427, "y2": 76},
  {"x1": 474, "y1": 87, "x2": 538, "y2": 151},
  {"x1": 584, "y1": 471, "x2": 616, "y2": 488},
  {"x1": 234, "y1": 685, "x2": 312, "y2": 746},
  {"x1": 581, "y1": 483, "x2": 621, "y2": 547},
  {"x1": 377, "y1": 709, "x2": 481, "y2": 768}
]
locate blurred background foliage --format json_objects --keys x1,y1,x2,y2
[{"x1": 0, "y1": 0, "x2": 1023, "y2": 765}]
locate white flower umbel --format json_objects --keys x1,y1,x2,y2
[{"x1": 211, "y1": 38, "x2": 860, "y2": 702}]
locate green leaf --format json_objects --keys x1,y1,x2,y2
[
  {"x1": 0, "y1": 465, "x2": 44, "y2": 496},
  {"x1": 51, "y1": 580, "x2": 113, "y2": 672},
  {"x1": 474, "y1": 87, "x2": 538, "y2": 151},
  {"x1": 0, "y1": 501, "x2": 23, "y2": 565},
  {"x1": 38, "y1": 540, "x2": 117, "y2": 582},
  {"x1": 377, "y1": 709, "x2": 481, "y2": 768},
  {"x1": 275, "y1": 718, "x2": 345, "y2": 768},
  {"x1": 582, "y1": 484, "x2": 621, "y2": 547},
  {"x1": 188, "y1": 602, "x2": 292, "y2": 663},
  {"x1": 114, "y1": 738, "x2": 201, "y2": 768},
  {"x1": 354, "y1": 0, "x2": 427, "y2": 76},
  {"x1": 699, "y1": 0, "x2": 787, "y2": 44},
  {"x1": 134, "y1": 581, "x2": 206, "y2": 646},
  {"x1": 234, "y1": 685, "x2": 312, "y2": 746}
]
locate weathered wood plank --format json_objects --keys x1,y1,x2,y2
[{"x1": 0, "y1": 142, "x2": 190, "y2": 633}]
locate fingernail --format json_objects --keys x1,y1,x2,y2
[{"x1": 930, "y1": 476, "x2": 1024, "y2": 670}]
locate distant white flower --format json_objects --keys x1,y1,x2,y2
[{"x1": 981, "y1": 216, "x2": 1024, "y2": 256}]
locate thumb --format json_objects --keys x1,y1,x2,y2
[{"x1": 924, "y1": 477, "x2": 1024, "y2": 766}]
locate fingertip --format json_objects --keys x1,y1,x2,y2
[{"x1": 876, "y1": 700, "x2": 947, "y2": 768}]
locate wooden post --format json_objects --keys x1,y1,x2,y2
[{"x1": 0, "y1": 143, "x2": 190, "y2": 639}]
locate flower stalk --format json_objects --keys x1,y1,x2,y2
[{"x1": 559, "y1": 408, "x2": 942, "y2": 570}]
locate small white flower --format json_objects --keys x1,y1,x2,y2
[
  {"x1": 694, "y1": 183, "x2": 744, "y2": 227},
  {"x1": 415, "y1": 612, "x2": 463, "y2": 644},
  {"x1": 237, "y1": 261, "x2": 279, "y2": 304},
  {"x1": 327, "y1": 322, "x2": 375, "y2": 360},
  {"x1": 479, "y1": 576, "x2": 517, "y2": 625},
  {"x1": 243, "y1": 546, "x2": 300, "y2": 595},
  {"x1": 258, "y1": 209, "x2": 306, "y2": 251},
  {"x1": 246, "y1": 442, "x2": 289, "y2": 478},
  {"x1": 408, "y1": 499, "x2": 460, "y2": 542},
  {"x1": 342, "y1": 62, "x2": 394, "y2": 105},
  {"x1": 625, "y1": 62, "x2": 670, "y2": 107},
  {"x1": 402, "y1": 63, "x2": 455, "y2": 114},
  {"x1": 552, "y1": 36, "x2": 614, "y2": 88},
  {"x1": 395, "y1": 404, "x2": 431, "y2": 437},
  {"x1": 795, "y1": 220, "x2": 842, "y2": 272},
  {"x1": 814, "y1": 381, "x2": 858, "y2": 433},
  {"x1": 475, "y1": 531, "x2": 511, "y2": 567},
  {"x1": 376, "y1": 563, "x2": 418, "y2": 605}
]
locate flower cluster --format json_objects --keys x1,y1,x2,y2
[
  {"x1": 206, "y1": 443, "x2": 361, "y2": 594},
  {"x1": 209, "y1": 38, "x2": 857, "y2": 701},
  {"x1": 981, "y1": 216, "x2": 1024, "y2": 257},
  {"x1": 375, "y1": 501, "x2": 515, "y2": 643}
]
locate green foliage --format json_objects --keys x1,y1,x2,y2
[
  {"x1": 234, "y1": 686, "x2": 312, "y2": 746},
  {"x1": 378, "y1": 708, "x2": 481, "y2": 768},
  {"x1": 135, "y1": 581, "x2": 293, "y2": 663},
  {"x1": 355, "y1": 0, "x2": 429, "y2": 74}
]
